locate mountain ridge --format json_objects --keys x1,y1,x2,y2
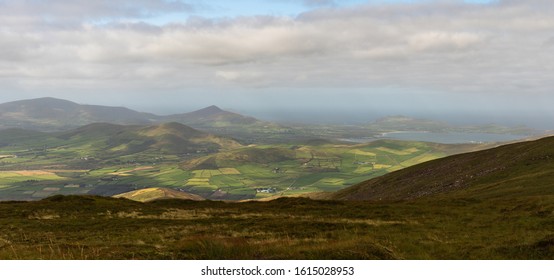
[{"x1": 0, "y1": 97, "x2": 272, "y2": 134}]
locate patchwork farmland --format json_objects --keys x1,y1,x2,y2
[{"x1": 0, "y1": 138, "x2": 484, "y2": 201}]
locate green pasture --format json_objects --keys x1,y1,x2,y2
[{"x1": 0, "y1": 139, "x2": 470, "y2": 201}]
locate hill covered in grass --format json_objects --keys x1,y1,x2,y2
[
  {"x1": 0, "y1": 130, "x2": 485, "y2": 201},
  {"x1": 0, "y1": 136, "x2": 552, "y2": 259},
  {"x1": 0, "y1": 194, "x2": 551, "y2": 259},
  {"x1": 331, "y1": 136, "x2": 554, "y2": 201},
  {"x1": 114, "y1": 187, "x2": 204, "y2": 202},
  {"x1": 18, "y1": 122, "x2": 241, "y2": 157}
]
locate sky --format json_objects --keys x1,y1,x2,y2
[{"x1": 0, "y1": 0, "x2": 553, "y2": 127}]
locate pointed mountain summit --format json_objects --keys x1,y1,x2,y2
[
  {"x1": 162, "y1": 105, "x2": 289, "y2": 143},
  {"x1": 166, "y1": 105, "x2": 259, "y2": 126},
  {"x1": 162, "y1": 106, "x2": 290, "y2": 143},
  {"x1": 189, "y1": 105, "x2": 225, "y2": 118}
]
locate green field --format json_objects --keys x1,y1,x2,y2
[
  {"x1": 0, "y1": 136, "x2": 550, "y2": 260},
  {"x1": 0, "y1": 129, "x2": 487, "y2": 201}
]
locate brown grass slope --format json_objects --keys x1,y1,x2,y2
[
  {"x1": 331, "y1": 135, "x2": 554, "y2": 201},
  {"x1": 114, "y1": 187, "x2": 205, "y2": 202}
]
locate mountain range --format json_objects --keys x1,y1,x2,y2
[
  {"x1": 0, "y1": 97, "x2": 276, "y2": 136},
  {"x1": 0, "y1": 98, "x2": 537, "y2": 142}
]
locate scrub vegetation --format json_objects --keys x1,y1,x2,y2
[{"x1": 0, "y1": 194, "x2": 551, "y2": 260}]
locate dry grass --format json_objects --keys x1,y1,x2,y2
[{"x1": 0, "y1": 195, "x2": 551, "y2": 260}]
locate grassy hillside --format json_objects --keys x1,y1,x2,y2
[
  {"x1": 0, "y1": 136, "x2": 552, "y2": 260},
  {"x1": 331, "y1": 136, "x2": 554, "y2": 201},
  {"x1": 0, "y1": 123, "x2": 244, "y2": 201},
  {"x1": 0, "y1": 195, "x2": 551, "y2": 259},
  {"x1": 0, "y1": 125, "x2": 482, "y2": 201},
  {"x1": 176, "y1": 140, "x2": 486, "y2": 200},
  {"x1": 114, "y1": 187, "x2": 204, "y2": 202},
  {"x1": 7, "y1": 122, "x2": 241, "y2": 160}
]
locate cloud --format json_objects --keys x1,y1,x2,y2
[
  {"x1": 408, "y1": 32, "x2": 485, "y2": 51},
  {"x1": 0, "y1": 0, "x2": 553, "y2": 96},
  {"x1": 544, "y1": 37, "x2": 554, "y2": 47},
  {"x1": 0, "y1": 0, "x2": 194, "y2": 24},
  {"x1": 302, "y1": 0, "x2": 336, "y2": 7},
  {"x1": 215, "y1": 70, "x2": 268, "y2": 87}
]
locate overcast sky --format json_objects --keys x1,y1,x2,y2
[{"x1": 0, "y1": 0, "x2": 553, "y2": 127}]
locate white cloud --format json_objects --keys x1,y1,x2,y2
[
  {"x1": 0, "y1": 0, "x2": 194, "y2": 23},
  {"x1": 0, "y1": 0, "x2": 553, "y2": 95},
  {"x1": 216, "y1": 71, "x2": 242, "y2": 81},
  {"x1": 407, "y1": 32, "x2": 484, "y2": 51}
]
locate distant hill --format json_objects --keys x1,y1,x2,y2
[
  {"x1": 0, "y1": 97, "x2": 157, "y2": 131},
  {"x1": 57, "y1": 122, "x2": 241, "y2": 155},
  {"x1": 165, "y1": 105, "x2": 262, "y2": 127},
  {"x1": 0, "y1": 128, "x2": 50, "y2": 146},
  {"x1": 367, "y1": 115, "x2": 535, "y2": 135},
  {"x1": 164, "y1": 105, "x2": 288, "y2": 142},
  {"x1": 0, "y1": 98, "x2": 288, "y2": 142},
  {"x1": 330, "y1": 136, "x2": 554, "y2": 201},
  {"x1": 114, "y1": 187, "x2": 205, "y2": 202},
  {"x1": 367, "y1": 115, "x2": 448, "y2": 132},
  {"x1": 0, "y1": 122, "x2": 241, "y2": 161}
]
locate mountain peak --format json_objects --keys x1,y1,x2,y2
[
  {"x1": 187, "y1": 105, "x2": 226, "y2": 118},
  {"x1": 199, "y1": 105, "x2": 224, "y2": 113}
]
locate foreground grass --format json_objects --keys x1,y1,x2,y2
[{"x1": 0, "y1": 195, "x2": 552, "y2": 260}]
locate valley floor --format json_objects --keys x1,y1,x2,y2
[
  {"x1": 0, "y1": 139, "x2": 483, "y2": 201},
  {"x1": 0, "y1": 195, "x2": 552, "y2": 260}
]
